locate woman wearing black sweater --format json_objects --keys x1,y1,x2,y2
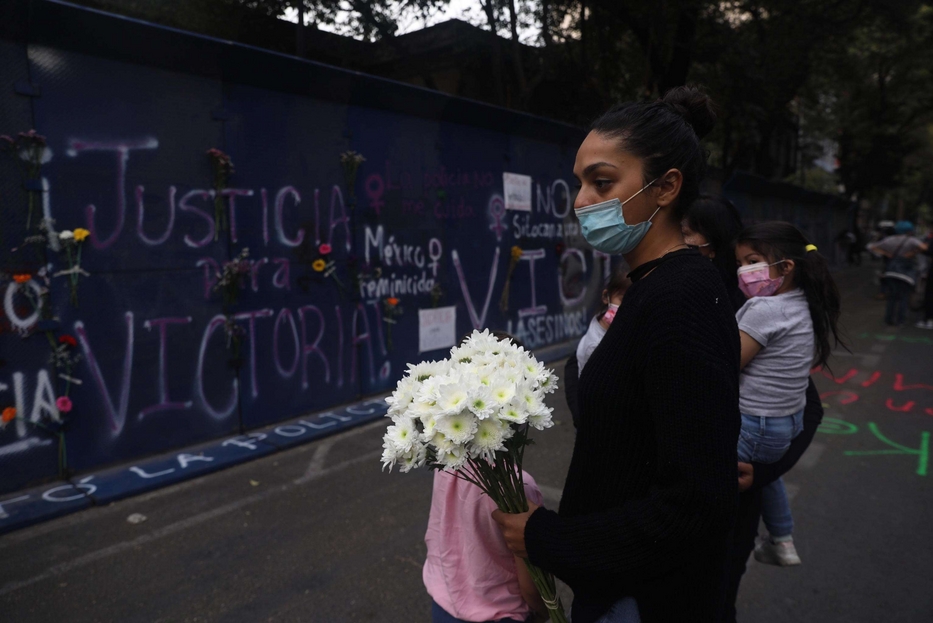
[
  {"x1": 493, "y1": 87, "x2": 740, "y2": 622},
  {"x1": 680, "y1": 197, "x2": 825, "y2": 621}
]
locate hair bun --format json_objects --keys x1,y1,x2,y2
[{"x1": 662, "y1": 85, "x2": 717, "y2": 140}]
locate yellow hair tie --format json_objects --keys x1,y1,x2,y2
[{"x1": 805, "y1": 244, "x2": 818, "y2": 253}]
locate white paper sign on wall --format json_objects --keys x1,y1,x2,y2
[
  {"x1": 503, "y1": 172, "x2": 532, "y2": 212},
  {"x1": 418, "y1": 306, "x2": 457, "y2": 353}
]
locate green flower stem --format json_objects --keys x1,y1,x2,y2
[
  {"x1": 64, "y1": 362, "x2": 72, "y2": 398},
  {"x1": 74, "y1": 243, "x2": 83, "y2": 306},
  {"x1": 58, "y1": 431, "x2": 67, "y2": 476},
  {"x1": 524, "y1": 560, "x2": 568, "y2": 623},
  {"x1": 27, "y1": 188, "x2": 35, "y2": 230},
  {"x1": 18, "y1": 417, "x2": 67, "y2": 476},
  {"x1": 66, "y1": 245, "x2": 79, "y2": 306},
  {"x1": 213, "y1": 191, "x2": 225, "y2": 241}
]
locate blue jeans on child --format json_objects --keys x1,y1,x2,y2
[{"x1": 737, "y1": 410, "x2": 804, "y2": 538}]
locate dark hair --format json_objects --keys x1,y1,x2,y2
[
  {"x1": 736, "y1": 222, "x2": 845, "y2": 369},
  {"x1": 596, "y1": 262, "x2": 632, "y2": 319},
  {"x1": 590, "y1": 85, "x2": 716, "y2": 219},
  {"x1": 686, "y1": 195, "x2": 744, "y2": 308}
]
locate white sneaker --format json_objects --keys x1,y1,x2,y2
[
  {"x1": 915, "y1": 320, "x2": 933, "y2": 329},
  {"x1": 754, "y1": 536, "x2": 802, "y2": 566}
]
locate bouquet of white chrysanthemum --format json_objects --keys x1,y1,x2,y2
[{"x1": 381, "y1": 329, "x2": 567, "y2": 622}]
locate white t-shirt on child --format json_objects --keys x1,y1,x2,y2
[
  {"x1": 576, "y1": 315, "x2": 607, "y2": 376},
  {"x1": 736, "y1": 289, "x2": 814, "y2": 417}
]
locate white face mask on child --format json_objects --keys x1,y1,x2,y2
[{"x1": 603, "y1": 303, "x2": 620, "y2": 325}]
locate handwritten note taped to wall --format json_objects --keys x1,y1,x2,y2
[
  {"x1": 419, "y1": 306, "x2": 457, "y2": 353},
  {"x1": 503, "y1": 172, "x2": 532, "y2": 212}
]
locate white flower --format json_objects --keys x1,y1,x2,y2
[
  {"x1": 499, "y1": 398, "x2": 529, "y2": 425},
  {"x1": 450, "y1": 342, "x2": 478, "y2": 364},
  {"x1": 428, "y1": 431, "x2": 455, "y2": 453},
  {"x1": 409, "y1": 395, "x2": 438, "y2": 419},
  {"x1": 437, "y1": 443, "x2": 468, "y2": 470},
  {"x1": 407, "y1": 360, "x2": 448, "y2": 382},
  {"x1": 58, "y1": 230, "x2": 74, "y2": 240},
  {"x1": 381, "y1": 437, "x2": 404, "y2": 472},
  {"x1": 385, "y1": 376, "x2": 417, "y2": 417},
  {"x1": 382, "y1": 435, "x2": 427, "y2": 472},
  {"x1": 489, "y1": 376, "x2": 516, "y2": 405},
  {"x1": 470, "y1": 418, "x2": 509, "y2": 460},
  {"x1": 435, "y1": 410, "x2": 478, "y2": 444},
  {"x1": 466, "y1": 329, "x2": 500, "y2": 353},
  {"x1": 397, "y1": 442, "x2": 428, "y2": 473},
  {"x1": 519, "y1": 357, "x2": 544, "y2": 381},
  {"x1": 420, "y1": 413, "x2": 438, "y2": 440},
  {"x1": 467, "y1": 385, "x2": 496, "y2": 419},
  {"x1": 528, "y1": 404, "x2": 555, "y2": 430},
  {"x1": 538, "y1": 370, "x2": 559, "y2": 394},
  {"x1": 501, "y1": 365, "x2": 524, "y2": 386},
  {"x1": 517, "y1": 384, "x2": 545, "y2": 412},
  {"x1": 432, "y1": 379, "x2": 471, "y2": 416},
  {"x1": 386, "y1": 417, "x2": 418, "y2": 451}
]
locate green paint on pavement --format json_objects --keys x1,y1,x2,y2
[
  {"x1": 857, "y1": 332, "x2": 933, "y2": 346},
  {"x1": 817, "y1": 417, "x2": 860, "y2": 435},
  {"x1": 844, "y1": 422, "x2": 930, "y2": 476}
]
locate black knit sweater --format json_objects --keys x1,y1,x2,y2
[{"x1": 525, "y1": 249, "x2": 741, "y2": 623}]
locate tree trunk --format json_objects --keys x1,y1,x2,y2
[
  {"x1": 507, "y1": 0, "x2": 530, "y2": 109},
  {"x1": 658, "y1": 3, "x2": 700, "y2": 93}
]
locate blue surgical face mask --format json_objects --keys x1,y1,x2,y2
[{"x1": 575, "y1": 178, "x2": 660, "y2": 255}]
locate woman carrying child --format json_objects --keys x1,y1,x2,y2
[{"x1": 733, "y1": 222, "x2": 844, "y2": 566}]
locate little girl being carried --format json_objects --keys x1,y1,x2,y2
[
  {"x1": 734, "y1": 222, "x2": 843, "y2": 567},
  {"x1": 575, "y1": 264, "x2": 632, "y2": 375}
]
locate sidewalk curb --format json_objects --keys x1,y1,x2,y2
[
  {"x1": 0, "y1": 397, "x2": 390, "y2": 536},
  {"x1": 0, "y1": 339, "x2": 576, "y2": 536}
]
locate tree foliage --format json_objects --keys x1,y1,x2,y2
[
  {"x1": 80, "y1": 0, "x2": 933, "y2": 205},
  {"x1": 810, "y1": 3, "x2": 933, "y2": 200}
]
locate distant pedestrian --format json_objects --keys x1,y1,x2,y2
[
  {"x1": 917, "y1": 230, "x2": 933, "y2": 330},
  {"x1": 847, "y1": 227, "x2": 864, "y2": 266},
  {"x1": 733, "y1": 222, "x2": 844, "y2": 567},
  {"x1": 867, "y1": 221, "x2": 929, "y2": 327}
]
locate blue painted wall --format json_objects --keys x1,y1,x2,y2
[
  {"x1": 0, "y1": 1, "x2": 848, "y2": 495},
  {"x1": 0, "y1": 0, "x2": 601, "y2": 494}
]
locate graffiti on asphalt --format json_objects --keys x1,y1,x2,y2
[{"x1": 816, "y1": 365, "x2": 931, "y2": 476}]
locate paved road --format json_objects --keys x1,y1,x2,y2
[{"x1": 1, "y1": 264, "x2": 931, "y2": 622}]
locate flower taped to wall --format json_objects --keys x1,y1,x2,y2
[{"x1": 207, "y1": 148, "x2": 234, "y2": 241}]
